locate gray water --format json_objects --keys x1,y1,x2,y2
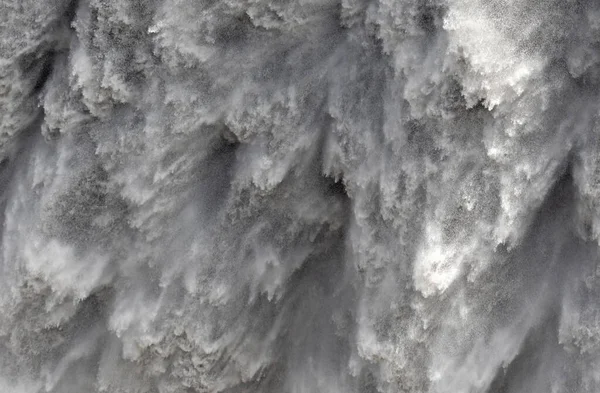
[{"x1": 1, "y1": 0, "x2": 599, "y2": 392}]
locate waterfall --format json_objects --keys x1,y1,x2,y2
[{"x1": 1, "y1": 0, "x2": 600, "y2": 392}]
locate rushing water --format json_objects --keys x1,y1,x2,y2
[{"x1": 1, "y1": 0, "x2": 600, "y2": 392}]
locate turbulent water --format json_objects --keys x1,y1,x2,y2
[{"x1": 3, "y1": 0, "x2": 600, "y2": 392}]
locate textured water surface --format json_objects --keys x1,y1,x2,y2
[{"x1": 1, "y1": 0, "x2": 600, "y2": 392}]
